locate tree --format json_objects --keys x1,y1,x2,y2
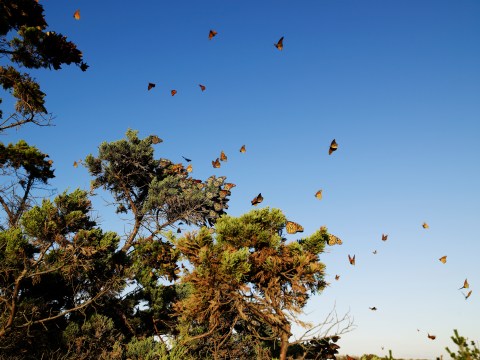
[
  {"x1": 446, "y1": 329, "x2": 480, "y2": 360},
  {"x1": 174, "y1": 207, "x2": 337, "y2": 360},
  {"x1": 0, "y1": 0, "x2": 88, "y2": 132}
]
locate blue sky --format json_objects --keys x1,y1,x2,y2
[{"x1": 3, "y1": 0, "x2": 480, "y2": 357}]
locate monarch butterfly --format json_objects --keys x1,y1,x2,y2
[
  {"x1": 224, "y1": 183, "x2": 236, "y2": 191},
  {"x1": 373, "y1": 250, "x2": 377, "y2": 254},
  {"x1": 369, "y1": 307, "x2": 377, "y2": 311},
  {"x1": 186, "y1": 164, "x2": 193, "y2": 173},
  {"x1": 148, "y1": 82, "x2": 155, "y2": 91},
  {"x1": 220, "y1": 150, "x2": 227, "y2": 162},
  {"x1": 177, "y1": 228, "x2": 182, "y2": 233},
  {"x1": 315, "y1": 190, "x2": 322, "y2": 200},
  {"x1": 346, "y1": 355, "x2": 355, "y2": 360},
  {"x1": 439, "y1": 255, "x2": 447, "y2": 264},
  {"x1": 182, "y1": 156, "x2": 192, "y2": 162},
  {"x1": 150, "y1": 135, "x2": 162, "y2": 144},
  {"x1": 427, "y1": 334, "x2": 436, "y2": 340},
  {"x1": 219, "y1": 190, "x2": 229, "y2": 198},
  {"x1": 251, "y1": 193, "x2": 263, "y2": 206},
  {"x1": 274, "y1": 36, "x2": 284, "y2": 50},
  {"x1": 382, "y1": 234, "x2": 388, "y2": 241},
  {"x1": 73, "y1": 9, "x2": 80, "y2": 20},
  {"x1": 335, "y1": 274, "x2": 340, "y2": 281},
  {"x1": 209, "y1": 30, "x2": 217, "y2": 40},
  {"x1": 459, "y1": 279, "x2": 469, "y2": 290},
  {"x1": 327, "y1": 234, "x2": 343, "y2": 246},
  {"x1": 199, "y1": 84, "x2": 206, "y2": 91},
  {"x1": 329, "y1": 139, "x2": 338, "y2": 155},
  {"x1": 348, "y1": 254, "x2": 355, "y2": 265},
  {"x1": 73, "y1": 161, "x2": 78, "y2": 168},
  {"x1": 422, "y1": 222, "x2": 429, "y2": 229},
  {"x1": 464, "y1": 290, "x2": 472, "y2": 300},
  {"x1": 171, "y1": 90, "x2": 177, "y2": 96},
  {"x1": 240, "y1": 144, "x2": 246, "y2": 153},
  {"x1": 212, "y1": 158, "x2": 221, "y2": 168},
  {"x1": 286, "y1": 221, "x2": 304, "y2": 234}
]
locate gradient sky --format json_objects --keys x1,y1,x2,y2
[{"x1": 3, "y1": 0, "x2": 480, "y2": 358}]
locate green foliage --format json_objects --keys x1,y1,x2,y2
[
  {"x1": 0, "y1": 0, "x2": 87, "y2": 132},
  {"x1": 446, "y1": 329, "x2": 480, "y2": 360},
  {"x1": 126, "y1": 337, "x2": 194, "y2": 360}
]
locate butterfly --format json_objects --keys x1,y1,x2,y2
[
  {"x1": 224, "y1": 183, "x2": 236, "y2": 191},
  {"x1": 274, "y1": 36, "x2": 284, "y2": 50},
  {"x1": 73, "y1": 161, "x2": 78, "y2": 168},
  {"x1": 148, "y1": 83, "x2": 155, "y2": 91},
  {"x1": 239, "y1": 144, "x2": 246, "y2": 153},
  {"x1": 346, "y1": 355, "x2": 355, "y2": 360},
  {"x1": 373, "y1": 250, "x2": 377, "y2": 254},
  {"x1": 382, "y1": 234, "x2": 388, "y2": 241},
  {"x1": 199, "y1": 84, "x2": 206, "y2": 91},
  {"x1": 286, "y1": 221, "x2": 304, "y2": 234},
  {"x1": 369, "y1": 307, "x2": 377, "y2": 311},
  {"x1": 335, "y1": 275, "x2": 340, "y2": 281},
  {"x1": 329, "y1": 139, "x2": 338, "y2": 155},
  {"x1": 422, "y1": 222, "x2": 429, "y2": 229},
  {"x1": 348, "y1": 254, "x2": 355, "y2": 265},
  {"x1": 212, "y1": 158, "x2": 221, "y2": 168},
  {"x1": 186, "y1": 164, "x2": 193, "y2": 173},
  {"x1": 171, "y1": 90, "x2": 177, "y2": 96},
  {"x1": 459, "y1": 279, "x2": 469, "y2": 290},
  {"x1": 315, "y1": 190, "x2": 322, "y2": 200},
  {"x1": 427, "y1": 334, "x2": 436, "y2": 340},
  {"x1": 327, "y1": 233, "x2": 343, "y2": 246},
  {"x1": 182, "y1": 156, "x2": 192, "y2": 162},
  {"x1": 220, "y1": 151, "x2": 227, "y2": 162},
  {"x1": 150, "y1": 135, "x2": 162, "y2": 144},
  {"x1": 208, "y1": 30, "x2": 217, "y2": 40},
  {"x1": 73, "y1": 9, "x2": 80, "y2": 20},
  {"x1": 439, "y1": 255, "x2": 447, "y2": 264},
  {"x1": 251, "y1": 193, "x2": 263, "y2": 206},
  {"x1": 464, "y1": 290, "x2": 472, "y2": 300},
  {"x1": 177, "y1": 228, "x2": 182, "y2": 233}
]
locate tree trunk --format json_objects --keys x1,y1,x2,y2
[{"x1": 279, "y1": 323, "x2": 291, "y2": 360}]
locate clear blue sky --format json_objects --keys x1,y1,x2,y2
[{"x1": 4, "y1": 0, "x2": 480, "y2": 357}]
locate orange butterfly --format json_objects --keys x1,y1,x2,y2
[
  {"x1": 348, "y1": 254, "x2": 355, "y2": 266},
  {"x1": 274, "y1": 36, "x2": 284, "y2": 50},
  {"x1": 212, "y1": 158, "x2": 221, "y2": 168},
  {"x1": 329, "y1": 139, "x2": 338, "y2": 155},
  {"x1": 219, "y1": 190, "x2": 229, "y2": 198},
  {"x1": 286, "y1": 221, "x2": 304, "y2": 234},
  {"x1": 239, "y1": 144, "x2": 246, "y2": 153},
  {"x1": 346, "y1": 356, "x2": 356, "y2": 360},
  {"x1": 186, "y1": 164, "x2": 193, "y2": 172},
  {"x1": 335, "y1": 275, "x2": 340, "y2": 280},
  {"x1": 208, "y1": 30, "x2": 217, "y2": 40},
  {"x1": 150, "y1": 135, "x2": 162, "y2": 144},
  {"x1": 251, "y1": 193, "x2": 263, "y2": 206},
  {"x1": 220, "y1": 151, "x2": 227, "y2": 162},
  {"x1": 439, "y1": 255, "x2": 447, "y2": 264},
  {"x1": 171, "y1": 90, "x2": 177, "y2": 96},
  {"x1": 422, "y1": 222, "x2": 429, "y2": 229},
  {"x1": 73, "y1": 9, "x2": 80, "y2": 20},
  {"x1": 459, "y1": 279, "x2": 469, "y2": 290},
  {"x1": 224, "y1": 183, "x2": 236, "y2": 191},
  {"x1": 464, "y1": 290, "x2": 472, "y2": 300},
  {"x1": 315, "y1": 190, "x2": 322, "y2": 200},
  {"x1": 199, "y1": 84, "x2": 206, "y2": 91},
  {"x1": 382, "y1": 234, "x2": 388, "y2": 241},
  {"x1": 148, "y1": 82, "x2": 155, "y2": 91},
  {"x1": 73, "y1": 161, "x2": 78, "y2": 168},
  {"x1": 427, "y1": 334, "x2": 436, "y2": 340}
]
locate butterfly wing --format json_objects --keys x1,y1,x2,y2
[
  {"x1": 329, "y1": 139, "x2": 338, "y2": 155},
  {"x1": 220, "y1": 150, "x2": 227, "y2": 162},
  {"x1": 148, "y1": 82, "x2": 155, "y2": 91},
  {"x1": 315, "y1": 190, "x2": 322, "y2": 200},
  {"x1": 199, "y1": 84, "x2": 206, "y2": 91},
  {"x1": 209, "y1": 30, "x2": 217, "y2": 40},
  {"x1": 73, "y1": 9, "x2": 80, "y2": 20},
  {"x1": 240, "y1": 145, "x2": 246, "y2": 153}
]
